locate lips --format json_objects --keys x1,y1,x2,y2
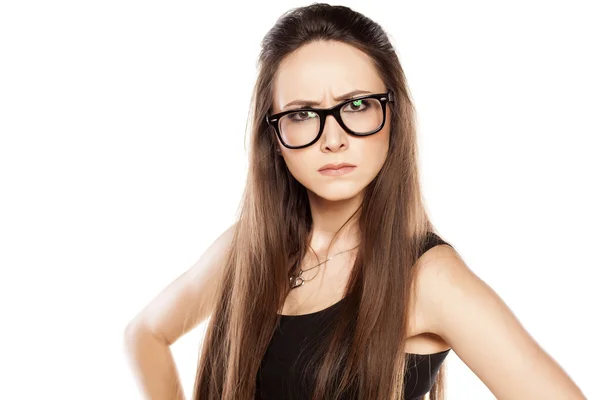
[{"x1": 318, "y1": 162, "x2": 356, "y2": 172}]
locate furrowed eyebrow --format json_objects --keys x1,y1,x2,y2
[{"x1": 283, "y1": 89, "x2": 373, "y2": 109}]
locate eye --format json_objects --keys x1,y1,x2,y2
[
  {"x1": 343, "y1": 99, "x2": 371, "y2": 112},
  {"x1": 289, "y1": 110, "x2": 318, "y2": 122}
]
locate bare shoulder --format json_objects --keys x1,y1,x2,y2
[
  {"x1": 406, "y1": 243, "x2": 457, "y2": 345},
  {"x1": 125, "y1": 222, "x2": 237, "y2": 345},
  {"x1": 411, "y1": 243, "x2": 473, "y2": 333},
  {"x1": 411, "y1": 243, "x2": 586, "y2": 399}
]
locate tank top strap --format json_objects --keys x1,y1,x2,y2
[{"x1": 420, "y1": 231, "x2": 453, "y2": 257}]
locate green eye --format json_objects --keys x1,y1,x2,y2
[{"x1": 352, "y1": 100, "x2": 362, "y2": 107}]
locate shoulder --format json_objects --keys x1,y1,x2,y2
[
  {"x1": 408, "y1": 242, "x2": 461, "y2": 335},
  {"x1": 414, "y1": 240, "x2": 465, "y2": 290},
  {"x1": 411, "y1": 242, "x2": 480, "y2": 335}
]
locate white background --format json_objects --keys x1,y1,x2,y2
[{"x1": 1, "y1": 1, "x2": 598, "y2": 399}]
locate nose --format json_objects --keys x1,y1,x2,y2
[{"x1": 320, "y1": 113, "x2": 348, "y2": 152}]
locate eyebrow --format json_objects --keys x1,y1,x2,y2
[{"x1": 283, "y1": 89, "x2": 373, "y2": 109}]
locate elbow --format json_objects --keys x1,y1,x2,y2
[
  {"x1": 124, "y1": 319, "x2": 147, "y2": 346},
  {"x1": 124, "y1": 319, "x2": 170, "y2": 347}
]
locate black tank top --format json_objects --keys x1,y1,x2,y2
[{"x1": 256, "y1": 232, "x2": 453, "y2": 400}]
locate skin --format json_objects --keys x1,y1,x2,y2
[{"x1": 124, "y1": 40, "x2": 586, "y2": 399}]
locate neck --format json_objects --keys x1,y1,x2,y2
[{"x1": 306, "y1": 189, "x2": 363, "y2": 255}]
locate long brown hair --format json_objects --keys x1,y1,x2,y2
[{"x1": 192, "y1": 3, "x2": 448, "y2": 399}]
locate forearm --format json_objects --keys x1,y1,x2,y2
[{"x1": 124, "y1": 326, "x2": 186, "y2": 400}]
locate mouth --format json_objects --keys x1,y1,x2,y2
[
  {"x1": 318, "y1": 162, "x2": 356, "y2": 172},
  {"x1": 318, "y1": 164, "x2": 357, "y2": 176}
]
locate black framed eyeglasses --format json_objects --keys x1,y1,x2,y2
[{"x1": 265, "y1": 91, "x2": 394, "y2": 149}]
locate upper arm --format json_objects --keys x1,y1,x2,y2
[
  {"x1": 125, "y1": 223, "x2": 236, "y2": 345},
  {"x1": 414, "y1": 245, "x2": 585, "y2": 400}
]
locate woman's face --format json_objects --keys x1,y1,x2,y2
[{"x1": 271, "y1": 40, "x2": 391, "y2": 202}]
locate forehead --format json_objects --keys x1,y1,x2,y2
[{"x1": 272, "y1": 40, "x2": 385, "y2": 111}]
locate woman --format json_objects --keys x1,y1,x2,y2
[{"x1": 124, "y1": 3, "x2": 585, "y2": 399}]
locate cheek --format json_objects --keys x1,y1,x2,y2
[
  {"x1": 281, "y1": 154, "x2": 310, "y2": 183},
  {"x1": 360, "y1": 140, "x2": 389, "y2": 181},
  {"x1": 363, "y1": 129, "x2": 390, "y2": 167}
]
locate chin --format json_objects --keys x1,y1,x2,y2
[{"x1": 307, "y1": 184, "x2": 365, "y2": 202}]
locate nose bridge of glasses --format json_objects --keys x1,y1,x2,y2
[{"x1": 320, "y1": 107, "x2": 347, "y2": 137}]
